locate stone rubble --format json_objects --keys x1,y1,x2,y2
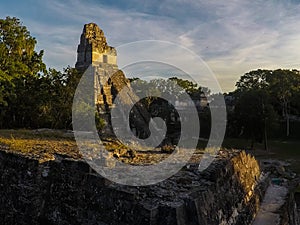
[{"x1": 0, "y1": 148, "x2": 275, "y2": 225}]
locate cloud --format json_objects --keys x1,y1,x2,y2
[
  {"x1": 2, "y1": 0, "x2": 300, "y2": 91},
  {"x1": 179, "y1": 0, "x2": 300, "y2": 91}
]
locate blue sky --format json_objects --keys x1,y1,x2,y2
[{"x1": 1, "y1": 0, "x2": 300, "y2": 92}]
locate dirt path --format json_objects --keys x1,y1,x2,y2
[{"x1": 252, "y1": 183, "x2": 288, "y2": 225}]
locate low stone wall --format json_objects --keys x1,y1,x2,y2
[
  {"x1": 279, "y1": 189, "x2": 300, "y2": 225},
  {"x1": 0, "y1": 149, "x2": 270, "y2": 225}
]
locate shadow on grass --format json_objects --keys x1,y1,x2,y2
[{"x1": 222, "y1": 137, "x2": 300, "y2": 174}]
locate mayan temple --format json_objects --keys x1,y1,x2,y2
[
  {"x1": 75, "y1": 23, "x2": 130, "y2": 113},
  {"x1": 75, "y1": 23, "x2": 118, "y2": 71},
  {"x1": 75, "y1": 23, "x2": 149, "y2": 137}
]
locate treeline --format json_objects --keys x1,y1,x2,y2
[
  {"x1": 0, "y1": 17, "x2": 82, "y2": 129},
  {"x1": 1, "y1": 16, "x2": 300, "y2": 144},
  {"x1": 128, "y1": 70, "x2": 300, "y2": 145},
  {"x1": 128, "y1": 77, "x2": 212, "y2": 140},
  {"x1": 227, "y1": 69, "x2": 300, "y2": 146}
]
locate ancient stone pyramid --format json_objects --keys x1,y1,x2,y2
[
  {"x1": 75, "y1": 23, "x2": 149, "y2": 137},
  {"x1": 75, "y1": 23, "x2": 135, "y2": 110}
]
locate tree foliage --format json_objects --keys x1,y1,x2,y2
[
  {"x1": 2, "y1": 16, "x2": 300, "y2": 143},
  {"x1": 235, "y1": 69, "x2": 271, "y2": 91},
  {"x1": 231, "y1": 68, "x2": 300, "y2": 142},
  {"x1": 0, "y1": 17, "x2": 46, "y2": 127},
  {"x1": 0, "y1": 17, "x2": 82, "y2": 129}
]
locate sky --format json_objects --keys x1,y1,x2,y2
[{"x1": 1, "y1": 0, "x2": 300, "y2": 92}]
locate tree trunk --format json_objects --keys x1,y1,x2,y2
[
  {"x1": 264, "y1": 119, "x2": 268, "y2": 152},
  {"x1": 286, "y1": 113, "x2": 290, "y2": 137},
  {"x1": 262, "y1": 100, "x2": 268, "y2": 151},
  {"x1": 282, "y1": 100, "x2": 290, "y2": 137},
  {"x1": 284, "y1": 101, "x2": 290, "y2": 137}
]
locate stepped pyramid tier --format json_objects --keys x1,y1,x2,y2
[
  {"x1": 75, "y1": 23, "x2": 150, "y2": 137},
  {"x1": 75, "y1": 23, "x2": 117, "y2": 70},
  {"x1": 75, "y1": 23, "x2": 130, "y2": 111}
]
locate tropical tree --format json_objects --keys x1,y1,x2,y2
[
  {"x1": 0, "y1": 16, "x2": 46, "y2": 127},
  {"x1": 236, "y1": 69, "x2": 271, "y2": 91},
  {"x1": 267, "y1": 69, "x2": 300, "y2": 136},
  {"x1": 39, "y1": 67, "x2": 82, "y2": 129},
  {"x1": 233, "y1": 69, "x2": 281, "y2": 148},
  {"x1": 169, "y1": 77, "x2": 198, "y2": 95},
  {"x1": 234, "y1": 89, "x2": 277, "y2": 150}
]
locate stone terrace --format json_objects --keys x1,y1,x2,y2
[{"x1": 0, "y1": 147, "x2": 273, "y2": 225}]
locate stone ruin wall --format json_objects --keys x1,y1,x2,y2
[{"x1": 0, "y1": 149, "x2": 298, "y2": 225}]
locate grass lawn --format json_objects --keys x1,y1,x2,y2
[
  {"x1": 222, "y1": 137, "x2": 300, "y2": 174},
  {"x1": 0, "y1": 129, "x2": 80, "y2": 162},
  {"x1": 0, "y1": 129, "x2": 204, "y2": 165},
  {"x1": 0, "y1": 129, "x2": 299, "y2": 174}
]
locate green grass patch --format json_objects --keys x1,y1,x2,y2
[
  {"x1": 0, "y1": 129, "x2": 80, "y2": 162},
  {"x1": 222, "y1": 137, "x2": 300, "y2": 174}
]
